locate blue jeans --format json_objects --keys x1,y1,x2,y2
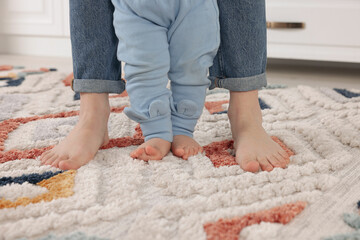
[
  {"x1": 70, "y1": 0, "x2": 267, "y2": 94},
  {"x1": 111, "y1": 0, "x2": 220, "y2": 142}
]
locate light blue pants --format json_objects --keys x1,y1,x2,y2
[{"x1": 111, "y1": 0, "x2": 220, "y2": 142}]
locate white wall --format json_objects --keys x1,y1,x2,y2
[{"x1": 0, "y1": 0, "x2": 72, "y2": 57}]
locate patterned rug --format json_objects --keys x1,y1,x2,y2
[{"x1": 1, "y1": 66, "x2": 360, "y2": 240}]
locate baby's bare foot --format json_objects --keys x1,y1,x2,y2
[
  {"x1": 171, "y1": 135, "x2": 203, "y2": 160},
  {"x1": 228, "y1": 90, "x2": 290, "y2": 173},
  {"x1": 130, "y1": 138, "x2": 171, "y2": 161},
  {"x1": 40, "y1": 93, "x2": 110, "y2": 170}
]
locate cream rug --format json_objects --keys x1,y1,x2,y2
[{"x1": 0, "y1": 68, "x2": 360, "y2": 240}]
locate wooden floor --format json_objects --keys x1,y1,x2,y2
[{"x1": 1, "y1": 54, "x2": 359, "y2": 89}]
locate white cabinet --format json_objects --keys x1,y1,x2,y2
[
  {"x1": 0, "y1": 0, "x2": 70, "y2": 36},
  {"x1": 266, "y1": 0, "x2": 360, "y2": 63},
  {"x1": 0, "y1": 0, "x2": 71, "y2": 57}
]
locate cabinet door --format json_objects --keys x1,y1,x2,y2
[
  {"x1": 266, "y1": 0, "x2": 360, "y2": 47},
  {"x1": 0, "y1": 0, "x2": 68, "y2": 36},
  {"x1": 63, "y1": 1, "x2": 70, "y2": 37},
  {"x1": 266, "y1": 0, "x2": 360, "y2": 62}
]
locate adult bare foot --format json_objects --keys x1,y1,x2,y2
[
  {"x1": 171, "y1": 135, "x2": 203, "y2": 160},
  {"x1": 130, "y1": 138, "x2": 171, "y2": 161},
  {"x1": 40, "y1": 93, "x2": 110, "y2": 170},
  {"x1": 228, "y1": 90, "x2": 290, "y2": 173}
]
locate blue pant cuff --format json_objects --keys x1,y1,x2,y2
[
  {"x1": 172, "y1": 129, "x2": 193, "y2": 138},
  {"x1": 140, "y1": 115, "x2": 173, "y2": 142},
  {"x1": 171, "y1": 115, "x2": 198, "y2": 138}
]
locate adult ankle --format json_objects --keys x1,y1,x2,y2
[
  {"x1": 228, "y1": 90, "x2": 263, "y2": 123},
  {"x1": 79, "y1": 93, "x2": 110, "y2": 114}
]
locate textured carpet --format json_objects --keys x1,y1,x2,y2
[{"x1": 1, "y1": 67, "x2": 360, "y2": 240}]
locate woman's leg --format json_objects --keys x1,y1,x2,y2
[
  {"x1": 71, "y1": 0, "x2": 124, "y2": 93},
  {"x1": 41, "y1": 0, "x2": 124, "y2": 170},
  {"x1": 209, "y1": 0, "x2": 290, "y2": 172}
]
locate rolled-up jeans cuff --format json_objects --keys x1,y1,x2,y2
[
  {"x1": 209, "y1": 72, "x2": 267, "y2": 92},
  {"x1": 72, "y1": 79, "x2": 125, "y2": 94}
]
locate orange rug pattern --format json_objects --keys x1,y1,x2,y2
[{"x1": 204, "y1": 201, "x2": 307, "y2": 240}]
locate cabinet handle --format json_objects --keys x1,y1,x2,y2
[{"x1": 267, "y1": 22, "x2": 305, "y2": 29}]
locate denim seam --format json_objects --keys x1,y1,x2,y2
[
  {"x1": 217, "y1": 47, "x2": 225, "y2": 89},
  {"x1": 211, "y1": 0, "x2": 222, "y2": 89},
  {"x1": 214, "y1": 77, "x2": 218, "y2": 88}
]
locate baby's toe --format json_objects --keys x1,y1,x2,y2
[
  {"x1": 133, "y1": 148, "x2": 152, "y2": 161},
  {"x1": 131, "y1": 148, "x2": 145, "y2": 159},
  {"x1": 172, "y1": 146, "x2": 185, "y2": 158},
  {"x1": 182, "y1": 147, "x2": 191, "y2": 160},
  {"x1": 144, "y1": 146, "x2": 164, "y2": 160},
  {"x1": 145, "y1": 145, "x2": 159, "y2": 157},
  {"x1": 192, "y1": 147, "x2": 200, "y2": 156},
  {"x1": 189, "y1": 147, "x2": 196, "y2": 157}
]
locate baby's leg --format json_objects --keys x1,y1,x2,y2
[
  {"x1": 112, "y1": 0, "x2": 173, "y2": 160},
  {"x1": 168, "y1": 0, "x2": 220, "y2": 160}
]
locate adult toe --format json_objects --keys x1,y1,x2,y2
[
  {"x1": 51, "y1": 155, "x2": 68, "y2": 168},
  {"x1": 267, "y1": 155, "x2": 282, "y2": 168},
  {"x1": 58, "y1": 157, "x2": 82, "y2": 170},
  {"x1": 40, "y1": 151, "x2": 55, "y2": 163},
  {"x1": 237, "y1": 154, "x2": 260, "y2": 173},
  {"x1": 257, "y1": 156, "x2": 273, "y2": 172},
  {"x1": 278, "y1": 149, "x2": 290, "y2": 160},
  {"x1": 43, "y1": 154, "x2": 58, "y2": 166},
  {"x1": 275, "y1": 152, "x2": 289, "y2": 167}
]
